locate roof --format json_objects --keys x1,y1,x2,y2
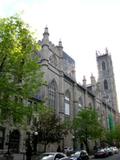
[{"x1": 63, "y1": 51, "x2": 75, "y2": 64}]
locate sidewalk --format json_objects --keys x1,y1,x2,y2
[
  {"x1": 13, "y1": 153, "x2": 25, "y2": 160},
  {"x1": 0, "y1": 153, "x2": 25, "y2": 160}
]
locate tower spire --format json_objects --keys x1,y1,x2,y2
[
  {"x1": 83, "y1": 76, "x2": 87, "y2": 87},
  {"x1": 58, "y1": 39, "x2": 63, "y2": 49},
  {"x1": 105, "y1": 47, "x2": 108, "y2": 54},
  {"x1": 43, "y1": 26, "x2": 49, "y2": 36},
  {"x1": 42, "y1": 26, "x2": 49, "y2": 45}
]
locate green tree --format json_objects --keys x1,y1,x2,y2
[
  {"x1": 105, "y1": 129, "x2": 115, "y2": 146},
  {"x1": 105, "y1": 124, "x2": 120, "y2": 147},
  {"x1": 0, "y1": 15, "x2": 44, "y2": 127},
  {"x1": 34, "y1": 106, "x2": 70, "y2": 152},
  {"x1": 73, "y1": 108, "x2": 103, "y2": 153}
]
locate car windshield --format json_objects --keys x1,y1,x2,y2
[{"x1": 36, "y1": 153, "x2": 54, "y2": 160}]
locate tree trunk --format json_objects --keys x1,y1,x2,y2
[
  {"x1": 83, "y1": 139, "x2": 89, "y2": 153},
  {"x1": 43, "y1": 142, "x2": 47, "y2": 152},
  {"x1": 83, "y1": 128, "x2": 89, "y2": 153}
]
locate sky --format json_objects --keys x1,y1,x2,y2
[{"x1": 0, "y1": 0, "x2": 120, "y2": 110}]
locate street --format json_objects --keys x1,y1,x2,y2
[{"x1": 92, "y1": 153, "x2": 120, "y2": 160}]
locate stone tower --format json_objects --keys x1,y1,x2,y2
[{"x1": 96, "y1": 48, "x2": 118, "y2": 112}]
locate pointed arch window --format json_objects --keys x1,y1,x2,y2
[
  {"x1": 48, "y1": 80, "x2": 57, "y2": 110},
  {"x1": 104, "y1": 80, "x2": 108, "y2": 90},
  {"x1": 102, "y1": 61, "x2": 106, "y2": 70},
  {"x1": 64, "y1": 91, "x2": 70, "y2": 115},
  {"x1": 78, "y1": 97, "x2": 83, "y2": 111}
]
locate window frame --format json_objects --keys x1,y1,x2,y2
[
  {"x1": 48, "y1": 80, "x2": 57, "y2": 110},
  {"x1": 64, "y1": 91, "x2": 70, "y2": 116}
]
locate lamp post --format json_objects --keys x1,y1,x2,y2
[
  {"x1": 72, "y1": 136, "x2": 75, "y2": 151},
  {"x1": 60, "y1": 136, "x2": 64, "y2": 152},
  {"x1": 32, "y1": 131, "x2": 38, "y2": 154}
]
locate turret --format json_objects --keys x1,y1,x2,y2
[
  {"x1": 58, "y1": 40, "x2": 63, "y2": 49},
  {"x1": 57, "y1": 40, "x2": 63, "y2": 72},
  {"x1": 58, "y1": 40, "x2": 63, "y2": 56},
  {"x1": 90, "y1": 73, "x2": 96, "y2": 92},
  {"x1": 42, "y1": 26, "x2": 49, "y2": 47},
  {"x1": 41, "y1": 27, "x2": 51, "y2": 61},
  {"x1": 105, "y1": 47, "x2": 108, "y2": 54},
  {"x1": 83, "y1": 76, "x2": 87, "y2": 87}
]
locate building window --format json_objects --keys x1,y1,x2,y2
[
  {"x1": 78, "y1": 97, "x2": 83, "y2": 112},
  {"x1": 102, "y1": 61, "x2": 106, "y2": 70},
  {"x1": 88, "y1": 102, "x2": 92, "y2": 109},
  {"x1": 64, "y1": 91, "x2": 70, "y2": 115},
  {"x1": 104, "y1": 80, "x2": 108, "y2": 90},
  {"x1": 48, "y1": 80, "x2": 57, "y2": 110}
]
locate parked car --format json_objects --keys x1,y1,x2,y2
[
  {"x1": 60, "y1": 157, "x2": 71, "y2": 160},
  {"x1": 35, "y1": 152, "x2": 67, "y2": 160},
  {"x1": 104, "y1": 147, "x2": 113, "y2": 156},
  {"x1": 64, "y1": 147, "x2": 74, "y2": 156},
  {"x1": 94, "y1": 148, "x2": 108, "y2": 158},
  {"x1": 70, "y1": 150, "x2": 89, "y2": 160},
  {"x1": 110, "y1": 146, "x2": 119, "y2": 154}
]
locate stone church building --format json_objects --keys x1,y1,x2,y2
[
  {"x1": 36, "y1": 27, "x2": 119, "y2": 150},
  {"x1": 0, "y1": 27, "x2": 119, "y2": 153}
]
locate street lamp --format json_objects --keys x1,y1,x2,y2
[
  {"x1": 72, "y1": 135, "x2": 75, "y2": 151},
  {"x1": 34, "y1": 131, "x2": 38, "y2": 136},
  {"x1": 32, "y1": 131, "x2": 38, "y2": 154}
]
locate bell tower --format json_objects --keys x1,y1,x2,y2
[{"x1": 96, "y1": 48, "x2": 118, "y2": 112}]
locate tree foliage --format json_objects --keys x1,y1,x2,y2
[
  {"x1": 105, "y1": 124, "x2": 120, "y2": 147},
  {"x1": 0, "y1": 15, "x2": 44, "y2": 126},
  {"x1": 73, "y1": 108, "x2": 104, "y2": 152},
  {"x1": 33, "y1": 106, "x2": 70, "y2": 151}
]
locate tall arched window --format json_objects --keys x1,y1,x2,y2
[
  {"x1": 102, "y1": 61, "x2": 106, "y2": 70},
  {"x1": 104, "y1": 80, "x2": 108, "y2": 90},
  {"x1": 78, "y1": 97, "x2": 83, "y2": 111},
  {"x1": 64, "y1": 91, "x2": 70, "y2": 115},
  {"x1": 48, "y1": 80, "x2": 57, "y2": 110}
]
